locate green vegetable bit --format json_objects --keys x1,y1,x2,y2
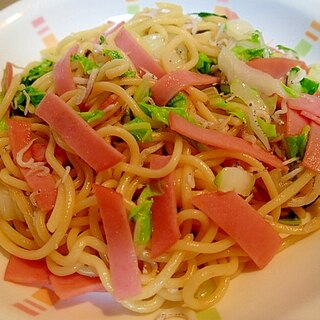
[
  {"x1": 285, "y1": 125, "x2": 310, "y2": 158},
  {"x1": 0, "y1": 118, "x2": 8, "y2": 131},
  {"x1": 99, "y1": 35, "x2": 106, "y2": 44},
  {"x1": 167, "y1": 92, "x2": 187, "y2": 108},
  {"x1": 300, "y1": 77, "x2": 319, "y2": 95},
  {"x1": 232, "y1": 46, "x2": 265, "y2": 61},
  {"x1": 276, "y1": 44, "x2": 299, "y2": 59},
  {"x1": 190, "y1": 12, "x2": 227, "y2": 19},
  {"x1": 279, "y1": 211, "x2": 301, "y2": 226},
  {"x1": 257, "y1": 117, "x2": 277, "y2": 138},
  {"x1": 129, "y1": 185, "x2": 159, "y2": 246},
  {"x1": 281, "y1": 83, "x2": 300, "y2": 98},
  {"x1": 196, "y1": 52, "x2": 214, "y2": 74},
  {"x1": 123, "y1": 117, "x2": 153, "y2": 142},
  {"x1": 71, "y1": 54, "x2": 98, "y2": 74},
  {"x1": 250, "y1": 30, "x2": 263, "y2": 44},
  {"x1": 122, "y1": 70, "x2": 136, "y2": 78},
  {"x1": 133, "y1": 79, "x2": 151, "y2": 103},
  {"x1": 139, "y1": 92, "x2": 192, "y2": 126},
  {"x1": 21, "y1": 59, "x2": 53, "y2": 86},
  {"x1": 13, "y1": 86, "x2": 45, "y2": 112},
  {"x1": 209, "y1": 97, "x2": 246, "y2": 121},
  {"x1": 78, "y1": 110, "x2": 105, "y2": 123},
  {"x1": 102, "y1": 49, "x2": 123, "y2": 60}
]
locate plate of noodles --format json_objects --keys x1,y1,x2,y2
[{"x1": 1, "y1": 0, "x2": 320, "y2": 319}]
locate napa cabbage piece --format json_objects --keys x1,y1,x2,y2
[
  {"x1": 13, "y1": 86, "x2": 45, "y2": 113},
  {"x1": 123, "y1": 117, "x2": 153, "y2": 142},
  {"x1": 287, "y1": 66, "x2": 319, "y2": 95},
  {"x1": 139, "y1": 92, "x2": 192, "y2": 126},
  {"x1": 78, "y1": 110, "x2": 105, "y2": 123},
  {"x1": 21, "y1": 59, "x2": 53, "y2": 86},
  {"x1": 129, "y1": 185, "x2": 159, "y2": 246},
  {"x1": 214, "y1": 166, "x2": 255, "y2": 196},
  {"x1": 225, "y1": 19, "x2": 255, "y2": 41},
  {"x1": 285, "y1": 125, "x2": 310, "y2": 158},
  {"x1": 71, "y1": 54, "x2": 98, "y2": 74},
  {"x1": 230, "y1": 80, "x2": 272, "y2": 150},
  {"x1": 196, "y1": 52, "x2": 214, "y2": 74},
  {"x1": 218, "y1": 46, "x2": 287, "y2": 97}
]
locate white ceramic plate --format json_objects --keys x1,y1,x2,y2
[{"x1": 1, "y1": 0, "x2": 320, "y2": 319}]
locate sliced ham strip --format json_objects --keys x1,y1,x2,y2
[
  {"x1": 169, "y1": 112, "x2": 287, "y2": 170},
  {"x1": 49, "y1": 273, "x2": 105, "y2": 300},
  {"x1": 53, "y1": 45, "x2": 79, "y2": 96},
  {"x1": 302, "y1": 121, "x2": 320, "y2": 174},
  {"x1": 286, "y1": 108, "x2": 310, "y2": 136},
  {"x1": 4, "y1": 256, "x2": 51, "y2": 287},
  {"x1": 149, "y1": 155, "x2": 180, "y2": 258},
  {"x1": 35, "y1": 93, "x2": 124, "y2": 172},
  {"x1": 247, "y1": 57, "x2": 308, "y2": 79},
  {"x1": 192, "y1": 191, "x2": 283, "y2": 269},
  {"x1": 151, "y1": 70, "x2": 219, "y2": 106},
  {"x1": 287, "y1": 94, "x2": 320, "y2": 118},
  {"x1": 114, "y1": 27, "x2": 165, "y2": 79},
  {"x1": 94, "y1": 184, "x2": 142, "y2": 301}
]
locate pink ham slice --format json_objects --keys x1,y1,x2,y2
[
  {"x1": 247, "y1": 57, "x2": 308, "y2": 79},
  {"x1": 302, "y1": 121, "x2": 320, "y2": 174},
  {"x1": 35, "y1": 92, "x2": 124, "y2": 172},
  {"x1": 192, "y1": 191, "x2": 283, "y2": 269},
  {"x1": 287, "y1": 94, "x2": 320, "y2": 118},
  {"x1": 149, "y1": 155, "x2": 180, "y2": 258},
  {"x1": 151, "y1": 70, "x2": 220, "y2": 106},
  {"x1": 53, "y1": 45, "x2": 78, "y2": 96},
  {"x1": 114, "y1": 27, "x2": 165, "y2": 79},
  {"x1": 286, "y1": 108, "x2": 310, "y2": 136},
  {"x1": 94, "y1": 184, "x2": 142, "y2": 301},
  {"x1": 169, "y1": 112, "x2": 287, "y2": 170}
]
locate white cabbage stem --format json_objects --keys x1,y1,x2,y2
[{"x1": 218, "y1": 46, "x2": 287, "y2": 97}]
